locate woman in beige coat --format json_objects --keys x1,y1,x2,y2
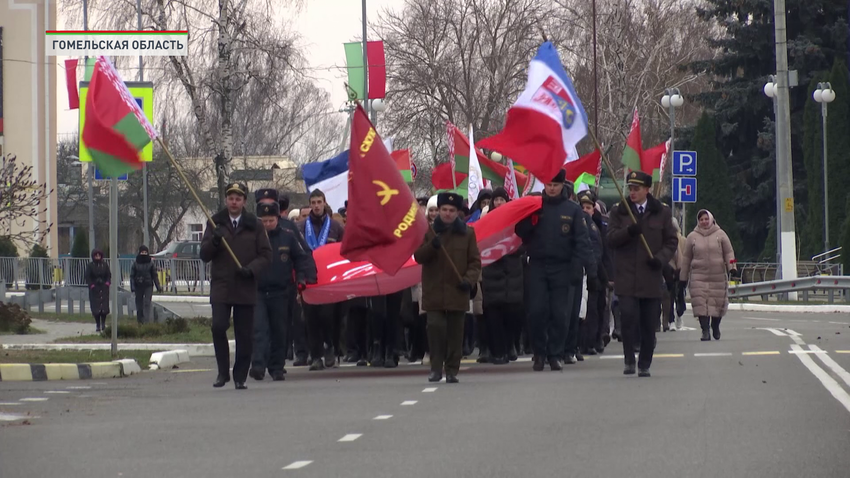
[{"x1": 679, "y1": 210, "x2": 737, "y2": 341}]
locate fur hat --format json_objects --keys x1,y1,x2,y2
[
  {"x1": 437, "y1": 192, "x2": 464, "y2": 210},
  {"x1": 551, "y1": 168, "x2": 567, "y2": 183},
  {"x1": 257, "y1": 202, "x2": 280, "y2": 217}
]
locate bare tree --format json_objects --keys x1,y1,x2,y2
[{"x1": 0, "y1": 154, "x2": 54, "y2": 248}]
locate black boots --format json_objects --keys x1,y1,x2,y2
[
  {"x1": 699, "y1": 317, "x2": 711, "y2": 341},
  {"x1": 532, "y1": 356, "x2": 545, "y2": 372},
  {"x1": 711, "y1": 317, "x2": 722, "y2": 340}
]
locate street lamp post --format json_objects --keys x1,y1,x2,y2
[
  {"x1": 371, "y1": 98, "x2": 386, "y2": 127},
  {"x1": 661, "y1": 88, "x2": 684, "y2": 223},
  {"x1": 813, "y1": 82, "x2": 836, "y2": 256}
]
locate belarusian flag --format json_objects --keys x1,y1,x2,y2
[
  {"x1": 391, "y1": 149, "x2": 413, "y2": 182},
  {"x1": 565, "y1": 149, "x2": 601, "y2": 184},
  {"x1": 642, "y1": 139, "x2": 670, "y2": 183},
  {"x1": 81, "y1": 56, "x2": 157, "y2": 178},
  {"x1": 621, "y1": 108, "x2": 642, "y2": 174}
]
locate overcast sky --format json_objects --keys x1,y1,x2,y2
[{"x1": 56, "y1": 0, "x2": 401, "y2": 137}]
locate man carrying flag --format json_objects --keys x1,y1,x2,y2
[{"x1": 478, "y1": 42, "x2": 588, "y2": 185}]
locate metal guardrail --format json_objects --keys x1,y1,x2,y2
[
  {"x1": 729, "y1": 275, "x2": 850, "y2": 303},
  {"x1": 0, "y1": 256, "x2": 210, "y2": 294},
  {"x1": 736, "y1": 261, "x2": 844, "y2": 283}
]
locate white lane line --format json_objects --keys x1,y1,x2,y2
[
  {"x1": 66, "y1": 386, "x2": 91, "y2": 390},
  {"x1": 45, "y1": 391, "x2": 70, "y2": 394},
  {"x1": 338, "y1": 434, "x2": 362, "y2": 442},
  {"x1": 788, "y1": 350, "x2": 828, "y2": 354},
  {"x1": 829, "y1": 321, "x2": 848, "y2": 325},
  {"x1": 694, "y1": 353, "x2": 733, "y2": 357},
  {"x1": 282, "y1": 461, "x2": 313, "y2": 470},
  {"x1": 743, "y1": 317, "x2": 781, "y2": 322},
  {"x1": 0, "y1": 413, "x2": 36, "y2": 422},
  {"x1": 790, "y1": 344, "x2": 850, "y2": 414},
  {"x1": 0, "y1": 402, "x2": 22, "y2": 406},
  {"x1": 19, "y1": 398, "x2": 48, "y2": 402},
  {"x1": 809, "y1": 345, "x2": 850, "y2": 389},
  {"x1": 600, "y1": 355, "x2": 625, "y2": 360},
  {"x1": 373, "y1": 415, "x2": 393, "y2": 420},
  {"x1": 759, "y1": 328, "x2": 788, "y2": 337},
  {"x1": 784, "y1": 329, "x2": 802, "y2": 336},
  {"x1": 516, "y1": 357, "x2": 532, "y2": 363},
  {"x1": 422, "y1": 387, "x2": 437, "y2": 393},
  {"x1": 401, "y1": 400, "x2": 418, "y2": 406}
]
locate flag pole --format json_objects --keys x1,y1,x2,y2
[
  {"x1": 154, "y1": 137, "x2": 243, "y2": 268},
  {"x1": 588, "y1": 129, "x2": 654, "y2": 258}
]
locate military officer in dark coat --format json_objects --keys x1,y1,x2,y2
[
  {"x1": 200, "y1": 182, "x2": 272, "y2": 389},
  {"x1": 607, "y1": 171, "x2": 678, "y2": 377},
  {"x1": 516, "y1": 169, "x2": 596, "y2": 372}
]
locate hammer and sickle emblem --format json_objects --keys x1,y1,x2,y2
[{"x1": 373, "y1": 180, "x2": 399, "y2": 206}]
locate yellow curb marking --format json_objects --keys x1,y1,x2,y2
[
  {"x1": 654, "y1": 354, "x2": 685, "y2": 358},
  {"x1": 742, "y1": 351, "x2": 781, "y2": 356}
]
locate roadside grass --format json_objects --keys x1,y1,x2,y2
[
  {"x1": 30, "y1": 312, "x2": 97, "y2": 324},
  {"x1": 0, "y1": 349, "x2": 152, "y2": 368},
  {"x1": 0, "y1": 327, "x2": 47, "y2": 335},
  {"x1": 52, "y1": 318, "x2": 227, "y2": 343}
]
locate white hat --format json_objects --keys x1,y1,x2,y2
[{"x1": 427, "y1": 195, "x2": 438, "y2": 210}]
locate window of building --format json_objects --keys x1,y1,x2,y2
[{"x1": 189, "y1": 223, "x2": 203, "y2": 241}]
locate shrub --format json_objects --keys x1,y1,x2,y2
[
  {"x1": 26, "y1": 244, "x2": 52, "y2": 291},
  {"x1": 0, "y1": 236, "x2": 18, "y2": 257},
  {"x1": 71, "y1": 231, "x2": 89, "y2": 258},
  {"x1": 165, "y1": 317, "x2": 190, "y2": 334},
  {"x1": 0, "y1": 302, "x2": 32, "y2": 334}
]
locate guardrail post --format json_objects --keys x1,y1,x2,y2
[
  {"x1": 12, "y1": 259, "x2": 19, "y2": 291},
  {"x1": 828, "y1": 289, "x2": 834, "y2": 304},
  {"x1": 199, "y1": 260, "x2": 206, "y2": 294},
  {"x1": 55, "y1": 286, "x2": 61, "y2": 314},
  {"x1": 170, "y1": 259, "x2": 177, "y2": 293}
]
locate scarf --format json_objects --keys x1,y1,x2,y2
[{"x1": 305, "y1": 214, "x2": 331, "y2": 250}]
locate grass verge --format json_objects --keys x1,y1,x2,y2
[
  {"x1": 30, "y1": 312, "x2": 99, "y2": 324},
  {"x1": 0, "y1": 349, "x2": 152, "y2": 368},
  {"x1": 0, "y1": 327, "x2": 47, "y2": 335},
  {"x1": 52, "y1": 318, "x2": 228, "y2": 343}
]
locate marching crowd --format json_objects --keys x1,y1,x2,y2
[{"x1": 130, "y1": 168, "x2": 737, "y2": 390}]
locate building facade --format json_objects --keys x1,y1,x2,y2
[{"x1": 0, "y1": 0, "x2": 59, "y2": 257}]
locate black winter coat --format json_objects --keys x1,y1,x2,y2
[
  {"x1": 130, "y1": 256, "x2": 161, "y2": 292},
  {"x1": 482, "y1": 250, "x2": 524, "y2": 307},
  {"x1": 86, "y1": 251, "x2": 111, "y2": 316},
  {"x1": 257, "y1": 223, "x2": 312, "y2": 296},
  {"x1": 280, "y1": 217, "x2": 317, "y2": 283}
]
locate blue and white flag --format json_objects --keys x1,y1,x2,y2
[{"x1": 301, "y1": 150, "x2": 350, "y2": 212}]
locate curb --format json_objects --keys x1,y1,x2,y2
[
  {"x1": 152, "y1": 295, "x2": 209, "y2": 304},
  {"x1": 149, "y1": 349, "x2": 191, "y2": 370},
  {"x1": 728, "y1": 303, "x2": 850, "y2": 313},
  {"x1": 2, "y1": 341, "x2": 232, "y2": 357},
  {"x1": 0, "y1": 359, "x2": 141, "y2": 382}
]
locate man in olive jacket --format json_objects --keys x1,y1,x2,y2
[
  {"x1": 607, "y1": 171, "x2": 678, "y2": 377},
  {"x1": 200, "y1": 182, "x2": 272, "y2": 390},
  {"x1": 415, "y1": 192, "x2": 481, "y2": 384}
]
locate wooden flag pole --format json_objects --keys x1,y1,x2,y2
[
  {"x1": 588, "y1": 129, "x2": 654, "y2": 258},
  {"x1": 426, "y1": 225, "x2": 464, "y2": 283},
  {"x1": 155, "y1": 137, "x2": 243, "y2": 269}
]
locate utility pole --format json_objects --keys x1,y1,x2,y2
[
  {"x1": 773, "y1": 0, "x2": 798, "y2": 299},
  {"x1": 138, "y1": 0, "x2": 150, "y2": 248},
  {"x1": 361, "y1": 0, "x2": 370, "y2": 120},
  {"x1": 84, "y1": 0, "x2": 95, "y2": 250}
]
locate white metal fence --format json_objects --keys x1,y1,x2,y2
[{"x1": 0, "y1": 256, "x2": 211, "y2": 294}]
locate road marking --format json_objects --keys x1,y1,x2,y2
[
  {"x1": 677, "y1": 326, "x2": 698, "y2": 331},
  {"x1": 694, "y1": 353, "x2": 733, "y2": 357},
  {"x1": 809, "y1": 345, "x2": 850, "y2": 389},
  {"x1": 790, "y1": 344, "x2": 850, "y2": 415},
  {"x1": 759, "y1": 328, "x2": 788, "y2": 337},
  {"x1": 422, "y1": 387, "x2": 437, "y2": 393},
  {"x1": 338, "y1": 434, "x2": 362, "y2": 442},
  {"x1": 282, "y1": 461, "x2": 313, "y2": 470},
  {"x1": 0, "y1": 403, "x2": 22, "y2": 406},
  {"x1": 66, "y1": 386, "x2": 91, "y2": 390},
  {"x1": 654, "y1": 354, "x2": 684, "y2": 358},
  {"x1": 743, "y1": 317, "x2": 781, "y2": 322},
  {"x1": 401, "y1": 400, "x2": 417, "y2": 406},
  {"x1": 45, "y1": 391, "x2": 70, "y2": 394},
  {"x1": 0, "y1": 413, "x2": 36, "y2": 422},
  {"x1": 789, "y1": 350, "x2": 828, "y2": 354},
  {"x1": 742, "y1": 351, "x2": 780, "y2": 356},
  {"x1": 19, "y1": 398, "x2": 48, "y2": 402},
  {"x1": 171, "y1": 369, "x2": 213, "y2": 373},
  {"x1": 600, "y1": 355, "x2": 625, "y2": 360},
  {"x1": 829, "y1": 321, "x2": 847, "y2": 325},
  {"x1": 516, "y1": 357, "x2": 532, "y2": 363},
  {"x1": 373, "y1": 415, "x2": 393, "y2": 420},
  {"x1": 836, "y1": 351, "x2": 850, "y2": 354}
]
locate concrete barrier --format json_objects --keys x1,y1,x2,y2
[
  {"x1": 2, "y1": 341, "x2": 232, "y2": 357},
  {"x1": 149, "y1": 349, "x2": 191, "y2": 370},
  {"x1": 0, "y1": 359, "x2": 141, "y2": 382}
]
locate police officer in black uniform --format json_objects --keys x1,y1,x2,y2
[
  {"x1": 249, "y1": 202, "x2": 312, "y2": 381},
  {"x1": 516, "y1": 169, "x2": 596, "y2": 371}
]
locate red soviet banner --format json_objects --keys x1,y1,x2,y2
[{"x1": 302, "y1": 196, "x2": 543, "y2": 304}]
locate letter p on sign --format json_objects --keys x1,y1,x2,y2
[{"x1": 673, "y1": 151, "x2": 697, "y2": 176}]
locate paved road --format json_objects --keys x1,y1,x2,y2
[{"x1": 2, "y1": 310, "x2": 850, "y2": 478}]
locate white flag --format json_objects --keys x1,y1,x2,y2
[{"x1": 467, "y1": 124, "x2": 485, "y2": 202}]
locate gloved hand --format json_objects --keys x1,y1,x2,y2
[
  {"x1": 730, "y1": 268, "x2": 740, "y2": 278},
  {"x1": 212, "y1": 225, "x2": 226, "y2": 245},
  {"x1": 627, "y1": 223, "x2": 642, "y2": 237},
  {"x1": 431, "y1": 235, "x2": 441, "y2": 249},
  {"x1": 90, "y1": 284, "x2": 95, "y2": 290},
  {"x1": 297, "y1": 281, "x2": 307, "y2": 292},
  {"x1": 457, "y1": 280, "x2": 472, "y2": 292},
  {"x1": 646, "y1": 258, "x2": 663, "y2": 270},
  {"x1": 237, "y1": 267, "x2": 253, "y2": 279},
  {"x1": 531, "y1": 214, "x2": 540, "y2": 226},
  {"x1": 586, "y1": 277, "x2": 599, "y2": 293}
]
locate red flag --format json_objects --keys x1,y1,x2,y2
[
  {"x1": 64, "y1": 59, "x2": 79, "y2": 109},
  {"x1": 565, "y1": 149, "x2": 601, "y2": 183},
  {"x1": 431, "y1": 162, "x2": 467, "y2": 190},
  {"x1": 641, "y1": 140, "x2": 669, "y2": 182},
  {"x1": 303, "y1": 196, "x2": 542, "y2": 304},
  {"x1": 340, "y1": 104, "x2": 428, "y2": 276},
  {"x1": 367, "y1": 41, "x2": 386, "y2": 99}
]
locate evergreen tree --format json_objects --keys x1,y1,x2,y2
[
  {"x1": 801, "y1": 76, "x2": 825, "y2": 259},
  {"x1": 71, "y1": 231, "x2": 89, "y2": 258},
  {"x1": 0, "y1": 236, "x2": 18, "y2": 257},
  {"x1": 826, "y1": 60, "x2": 850, "y2": 250},
  {"x1": 689, "y1": 0, "x2": 849, "y2": 259},
  {"x1": 687, "y1": 112, "x2": 743, "y2": 254}
]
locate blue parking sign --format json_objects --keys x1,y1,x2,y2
[
  {"x1": 94, "y1": 168, "x2": 128, "y2": 181},
  {"x1": 673, "y1": 151, "x2": 697, "y2": 176},
  {"x1": 673, "y1": 177, "x2": 697, "y2": 203}
]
